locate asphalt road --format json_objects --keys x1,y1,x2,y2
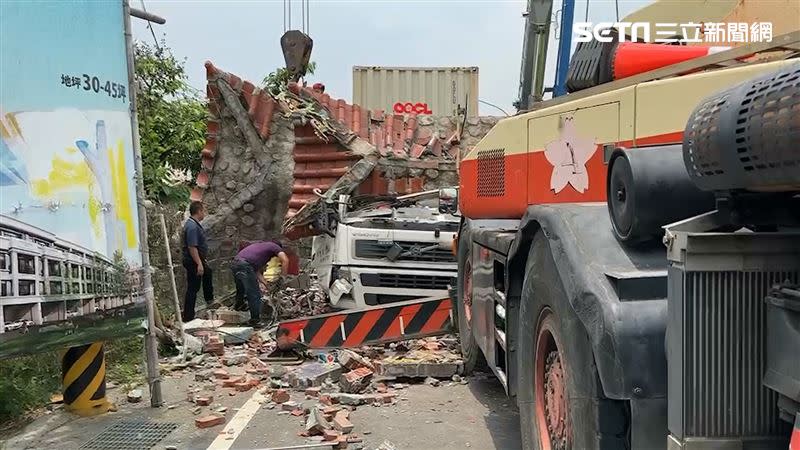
[{"x1": 4, "y1": 370, "x2": 522, "y2": 450}]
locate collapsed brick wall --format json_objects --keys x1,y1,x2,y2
[
  {"x1": 195, "y1": 64, "x2": 297, "y2": 294},
  {"x1": 192, "y1": 63, "x2": 502, "y2": 292},
  {"x1": 371, "y1": 114, "x2": 500, "y2": 191},
  {"x1": 288, "y1": 113, "x2": 499, "y2": 216}
]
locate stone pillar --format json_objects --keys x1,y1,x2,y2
[
  {"x1": 34, "y1": 255, "x2": 42, "y2": 295},
  {"x1": 43, "y1": 257, "x2": 50, "y2": 295},
  {"x1": 10, "y1": 250, "x2": 18, "y2": 296},
  {"x1": 32, "y1": 302, "x2": 43, "y2": 325}
]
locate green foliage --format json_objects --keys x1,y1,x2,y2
[
  {"x1": 135, "y1": 41, "x2": 206, "y2": 203},
  {"x1": 263, "y1": 61, "x2": 317, "y2": 95},
  {"x1": 0, "y1": 351, "x2": 61, "y2": 426},
  {"x1": 105, "y1": 336, "x2": 144, "y2": 388},
  {"x1": 0, "y1": 336, "x2": 144, "y2": 428}
]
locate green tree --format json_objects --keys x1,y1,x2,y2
[
  {"x1": 134, "y1": 41, "x2": 206, "y2": 203},
  {"x1": 262, "y1": 61, "x2": 317, "y2": 95}
]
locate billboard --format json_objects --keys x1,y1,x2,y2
[{"x1": 0, "y1": 1, "x2": 146, "y2": 358}]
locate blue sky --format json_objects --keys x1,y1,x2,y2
[{"x1": 132, "y1": 0, "x2": 652, "y2": 115}]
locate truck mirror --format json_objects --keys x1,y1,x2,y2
[{"x1": 438, "y1": 188, "x2": 458, "y2": 214}]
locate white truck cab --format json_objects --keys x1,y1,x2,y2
[{"x1": 310, "y1": 190, "x2": 459, "y2": 309}]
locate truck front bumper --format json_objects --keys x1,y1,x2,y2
[{"x1": 329, "y1": 266, "x2": 457, "y2": 310}]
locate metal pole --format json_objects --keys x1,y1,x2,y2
[
  {"x1": 129, "y1": 7, "x2": 165, "y2": 24},
  {"x1": 159, "y1": 213, "x2": 186, "y2": 360},
  {"x1": 123, "y1": 0, "x2": 162, "y2": 407},
  {"x1": 554, "y1": 0, "x2": 576, "y2": 97}
]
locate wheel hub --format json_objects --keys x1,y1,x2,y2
[{"x1": 544, "y1": 350, "x2": 567, "y2": 449}]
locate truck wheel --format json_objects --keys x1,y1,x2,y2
[
  {"x1": 518, "y1": 233, "x2": 629, "y2": 450},
  {"x1": 456, "y1": 226, "x2": 486, "y2": 374}
]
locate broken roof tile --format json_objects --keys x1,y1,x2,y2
[
  {"x1": 207, "y1": 120, "x2": 220, "y2": 136},
  {"x1": 196, "y1": 170, "x2": 210, "y2": 189},
  {"x1": 410, "y1": 143, "x2": 426, "y2": 159},
  {"x1": 190, "y1": 187, "x2": 203, "y2": 202}
]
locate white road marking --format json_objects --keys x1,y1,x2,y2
[{"x1": 206, "y1": 390, "x2": 266, "y2": 450}]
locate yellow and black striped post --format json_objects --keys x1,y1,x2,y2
[{"x1": 61, "y1": 342, "x2": 111, "y2": 416}]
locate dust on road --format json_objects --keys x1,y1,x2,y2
[{"x1": 5, "y1": 370, "x2": 521, "y2": 450}]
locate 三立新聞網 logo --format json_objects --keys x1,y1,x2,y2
[{"x1": 573, "y1": 22, "x2": 773, "y2": 44}]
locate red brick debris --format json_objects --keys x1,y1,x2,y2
[{"x1": 195, "y1": 415, "x2": 225, "y2": 429}]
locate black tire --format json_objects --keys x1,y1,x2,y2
[
  {"x1": 456, "y1": 224, "x2": 486, "y2": 375},
  {"x1": 517, "y1": 232, "x2": 629, "y2": 450}
]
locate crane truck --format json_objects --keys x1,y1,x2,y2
[{"x1": 450, "y1": 2, "x2": 800, "y2": 449}]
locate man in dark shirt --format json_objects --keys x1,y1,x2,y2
[
  {"x1": 182, "y1": 201, "x2": 213, "y2": 322},
  {"x1": 231, "y1": 240, "x2": 288, "y2": 327}
]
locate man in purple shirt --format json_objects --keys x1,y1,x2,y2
[{"x1": 231, "y1": 240, "x2": 289, "y2": 327}]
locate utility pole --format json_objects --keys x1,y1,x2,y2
[{"x1": 122, "y1": 0, "x2": 164, "y2": 407}]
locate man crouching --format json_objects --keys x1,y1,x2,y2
[{"x1": 231, "y1": 240, "x2": 288, "y2": 327}]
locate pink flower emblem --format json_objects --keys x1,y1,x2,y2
[{"x1": 543, "y1": 117, "x2": 597, "y2": 193}]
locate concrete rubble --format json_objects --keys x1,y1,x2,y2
[
  {"x1": 159, "y1": 291, "x2": 465, "y2": 448},
  {"x1": 126, "y1": 389, "x2": 142, "y2": 403}
]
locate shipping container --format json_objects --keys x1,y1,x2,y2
[{"x1": 352, "y1": 66, "x2": 479, "y2": 117}]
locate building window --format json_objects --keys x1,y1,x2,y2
[
  {"x1": 86, "y1": 283, "x2": 94, "y2": 294},
  {"x1": 0, "y1": 252, "x2": 9, "y2": 271},
  {"x1": 50, "y1": 281, "x2": 63, "y2": 295},
  {"x1": 0, "y1": 229, "x2": 22, "y2": 239},
  {"x1": 18, "y1": 254, "x2": 35, "y2": 274},
  {"x1": 1, "y1": 280, "x2": 11, "y2": 296},
  {"x1": 47, "y1": 259, "x2": 62, "y2": 277},
  {"x1": 72, "y1": 282, "x2": 81, "y2": 294},
  {"x1": 65, "y1": 282, "x2": 71, "y2": 294},
  {"x1": 71, "y1": 264, "x2": 80, "y2": 279},
  {"x1": 19, "y1": 280, "x2": 35, "y2": 295}
]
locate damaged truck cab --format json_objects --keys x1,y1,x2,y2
[{"x1": 311, "y1": 191, "x2": 459, "y2": 309}]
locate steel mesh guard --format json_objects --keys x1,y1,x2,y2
[
  {"x1": 683, "y1": 64, "x2": 800, "y2": 192},
  {"x1": 80, "y1": 420, "x2": 179, "y2": 450},
  {"x1": 476, "y1": 148, "x2": 506, "y2": 198},
  {"x1": 680, "y1": 270, "x2": 797, "y2": 437}
]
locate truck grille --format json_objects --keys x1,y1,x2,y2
[
  {"x1": 363, "y1": 293, "x2": 420, "y2": 306},
  {"x1": 354, "y1": 240, "x2": 455, "y2": 263},
  {"x1": 360, "y1": 273, "x2": 451, "y2": 290},
  {"x1": 676, "y1": 270, "x2": 798, "y2": 438}
]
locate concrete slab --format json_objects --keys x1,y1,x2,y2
[
  {"x1": 286, "y1": 363, "x2": 342, "y2": 388},
  {"x1": 184, "y1": 319, "x2": 225, "y2": 334},
  {"x1": 375, "y1": 359, "x2": 463, "y2": 379},
  {"x1": 206, "y1": 309, "x2": 249, "y2": 325},
  {"x1": 217, "y1": 327, "x2": 254, "y2": 345}
]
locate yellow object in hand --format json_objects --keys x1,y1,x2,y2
[{"x1": 264, "y1": 256, "x2": 282, "y2": 281}]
